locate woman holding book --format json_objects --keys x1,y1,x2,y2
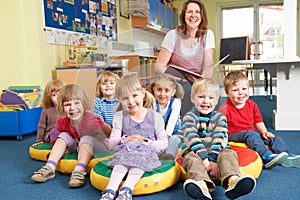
[{"x1": 155, "y1": 0, "x2": 215, "y2": 115}]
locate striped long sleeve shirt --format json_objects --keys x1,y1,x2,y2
[
  {"x1": 182, "y1": 107, "x2": 228, "y2": 162},
  {"x1": 93, "y1": 96, "x2": 118, "y2": 127}
]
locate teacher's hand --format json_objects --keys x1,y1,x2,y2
[{"x1": 186, "y1": 74, "x2": 200, "y2": 82}]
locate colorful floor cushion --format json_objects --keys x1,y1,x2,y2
[
  {"x1": 29, "y1": 143, "x2": 113, "y2": 174},
  {"x1": 229, "y1": 142, "x2": 262, "y2": 179},
  {"x1": 90, "y1": 159, "x2": 182, "y2": 195},
  {"x1": 177, "y1": 142, "x2": 263, "y2": 181}
]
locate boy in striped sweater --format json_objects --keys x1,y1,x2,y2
[{"x1": 182, "y1": 78, "x2": 255, "y2": 200}]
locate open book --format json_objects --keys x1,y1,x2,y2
[{"x1": 168, "y1": 54, "x2": 230, "y2": 78}]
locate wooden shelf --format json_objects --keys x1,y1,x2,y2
[
  {"x1": 133, "y1": 24, "x2": 168, "y2": 36},
  {"x1": 109, "y1": 55, "x2": 157, "y2": 78}
]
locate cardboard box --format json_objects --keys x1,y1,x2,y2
[{"x1": 0, "y1": 107, "x2": 42, "y2": 140}]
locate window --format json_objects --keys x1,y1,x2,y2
[{"x1": 217, "y1": 1, "x2": 283, "y2": 84}]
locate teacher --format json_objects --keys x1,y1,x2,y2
[{"x1": 155, "y1": 0, "x2": 215, "y2": 114}]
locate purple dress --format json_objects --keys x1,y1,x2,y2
[{"x1": 107, "y1": 110, "x2": 161, "y2": 172}]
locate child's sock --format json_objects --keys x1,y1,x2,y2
[
  {"x1": 74, "y1": 163, "x2": 86, "y2": 171},
  {"x1": 46, "y1": 160, "x2": 57, "y2": 171}
]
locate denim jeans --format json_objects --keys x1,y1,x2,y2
[{"x1": 228, "y1": 130, "x2": 290, "y2": 159}]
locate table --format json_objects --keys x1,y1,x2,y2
[{"x1": 232, "y1": 58, "x2": 300, "y2": 130}]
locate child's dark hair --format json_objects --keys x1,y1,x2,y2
[
  {"x1": 148, "y1": 74, "x2": 185, "y2": 99},
  {"x1": 42, "y1": 79, "x2": 65, "y2": 108},
  {"x1": 223, "y1": 71, "x2": 249, "y2": 94},
  {"x1": 56, "y1": 84, "x2": 92, "y2": 117}
]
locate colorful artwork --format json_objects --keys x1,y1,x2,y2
[{"x1": 43, "y1": 0, "x2": 117, "y2": 44}]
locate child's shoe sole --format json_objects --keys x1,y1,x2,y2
[
  {"x1": 281, "y1": 155, "x2": 300, "y2": 168},
  {"x1": 225, "y1": 175, "x2": 256, "y2": 199},
  {"x1": 183, "y1": 179, "x2": 212, "y2": 200}
]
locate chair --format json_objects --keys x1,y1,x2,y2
[{"x1": 218, "y1": 36, "x2": 255, "y2": 94}]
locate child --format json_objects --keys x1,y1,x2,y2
[
  {"x1": 182, "y1": 78, "x2": 256, "y2": 200},
  {"x1": 32, "y1": 79, "x2": 64, "y2": 147},
  {"x1": 100, "y1": 74, "x2": 168, "y2": 200},
  {"x1": 31, "y1": 84, "x2": 112, "y2": 188},
  {"x1": 94, "y1": 71, "x2": 120, "y2": 127},
  {"x1": 149, "y1": 74, "x2": 185, "y2": 160},
  {"x1": 218, "y1": 71, "x2": 299, "y2": 168}
]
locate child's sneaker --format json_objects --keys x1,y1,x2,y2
[
  {"x1": 100, "y1": 189, "x2": 116, "y2": 200},
  {"x1": 281, "y1": 155, "x2": 300, "y2": 168},
  {"x1": 225, "y1": 175, "x2": 256, "y2": 199},
  {"x1": 183, "y1": 179, "x2": 212, "y2": 200},
  {"x1": 116, "y1": 187, "x2": 133, "y2": 200},
  {"x1": 263, "y1": 152, "x2": 288, "y2": 169},
  {"x1": 31, "y1": 165, "x2": 55, "y2": 183}
]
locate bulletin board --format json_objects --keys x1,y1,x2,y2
[
  {"x1": 43, "y1": 0, "x2": 117, "y2": 44},
  {"x1": 219, "y1": 36, "x2": 249, "y2": 65}
]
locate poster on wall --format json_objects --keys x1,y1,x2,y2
[{"x1": 43, "y1": 0, "x2": 117, "y2": 46}]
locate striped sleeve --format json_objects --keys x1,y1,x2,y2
[{"x1": 208, "y1": 112, "x2": 228, "y2": 162}]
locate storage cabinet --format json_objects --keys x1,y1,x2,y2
[
  {"x1": 109, "y1": 55, "x2": 157, "y2": 78},
  {"x1": 131, "y1": 0, "x2": 178, "y2": 35}
]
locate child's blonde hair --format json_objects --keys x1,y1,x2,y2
[
  {"x1": 95, "y1": 71, "x2": 120, "y2": 98},
  {"x1": 42, "y1": 79, "x2": 65, "y2": 109},
  {"x1": 191, "y1": 78, "x2": 220, "y2": 104},
  {"x1": 56, "y1": 84, "x2": 92, "y2": 117},
  {"x1": 148, "y1": 74, "x2": 185, "y2": 99},
  {"x1": 115, "y1": 74, "x2": 155, "y2": 111},
  {"x1": 223, "y1": 71, "x2": 249, "y2": 94}
]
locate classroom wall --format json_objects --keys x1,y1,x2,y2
[
  {"x1": 0, "y1": 0, "x2": 133, "y2": 90},
  {"x1": 0, "y1": 0, "x2": 298, "y2": 91}
]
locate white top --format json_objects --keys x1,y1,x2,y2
[
  {"x1": 156, "y1": 98, "x2": 181, "y2": 137},
  {"x1": 161, "y1": 29, "x2": 215, "y2": 56}
]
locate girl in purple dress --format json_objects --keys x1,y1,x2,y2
[{"x1": 100, "y1": 74, "x2": 168, "y2": 200}]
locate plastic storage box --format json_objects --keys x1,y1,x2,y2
[{"x1": 0, "y1": 107, "x2": 42, "y2": 140}]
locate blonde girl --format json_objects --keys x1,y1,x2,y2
[
  {"x1": 149, "y1": 74, "x2": 185, "y2": 160},
  {"x1": 31, "y1": 84, "x2": 111, "y2": 188},
  {"x1": 94, "y1": 71, "x2": 120, "y2": 127},
  {"x1": 32, "y1": 79, "x2": 64, "y2": 147},
  {"x1": 100, "y1": 74, "x2": 168, "y2": 200}
]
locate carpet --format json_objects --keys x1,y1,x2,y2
[{"x1": 1, "y1": 95, "x2": 299, "y2": 200}]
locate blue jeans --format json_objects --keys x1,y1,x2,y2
[{"x1": 228, "y1": 130, "x2": 290, "y2": 159}]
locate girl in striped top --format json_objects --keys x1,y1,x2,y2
[{"x1": 94, "y1": 71, "x2": 120, "y2": 127}]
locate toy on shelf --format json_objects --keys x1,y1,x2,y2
[{"x1": 64, "y1": 34, "x2": 99, "y2": 67}]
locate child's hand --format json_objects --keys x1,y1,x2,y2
[
  {"x1": 31, "y1": 141, "x2": 44, "y2": 147},
  {"x1": 261, "y1": 131, "x2": 275, "y2": 139},
  {"x1": 203, "y1": 158, "x2": 211, "y2": 172},
  {"x1": 209, "y1": 161, "x2": 219, "y2": 179},
  {"x1": 125, "y1": 134, "x2": 145, "y2": 143}
]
